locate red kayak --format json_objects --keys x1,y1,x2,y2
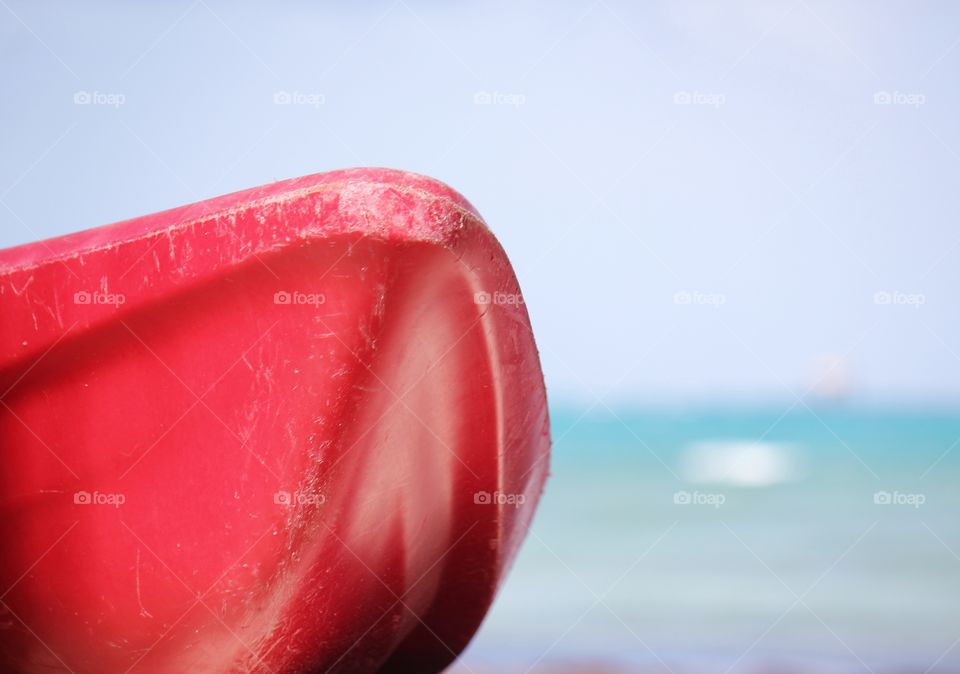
[{"x1": 0, "y1": 168, "x2": 550, "y2": 673}]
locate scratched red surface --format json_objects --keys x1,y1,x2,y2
[{"x1": 0, "y1": 168, "x2": 550, "y2": 673}]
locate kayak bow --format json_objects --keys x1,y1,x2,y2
[{"x1": 0, "y1": 168, "x2": 550, "y2": 673}]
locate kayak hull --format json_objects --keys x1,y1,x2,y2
[{"x1": 0, "y1": 169, "x2": 550, "y2": 673}]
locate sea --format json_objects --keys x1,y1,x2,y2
[{"x1": 452, "y1": 404, "x2": 960, "y2": 674}]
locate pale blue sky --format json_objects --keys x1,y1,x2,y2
[{"x1": 2, "y1": 0, "x2": 959, "y2": 405}]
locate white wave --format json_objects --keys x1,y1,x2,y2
[{"x1": 680, "y1": 440, "x2": 800, "y2": 487}]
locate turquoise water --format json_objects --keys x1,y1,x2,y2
[{"x1": 456, "y1": 405, "x2": 960, "y2": 673}]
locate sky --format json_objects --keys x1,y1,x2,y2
[{"x1": 2, "y1": 0, "x2": 959, "y2": 406}]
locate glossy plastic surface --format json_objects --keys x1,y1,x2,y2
[{"x1": 0, "y1": 168, "x2": 550, "y2": 673}]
